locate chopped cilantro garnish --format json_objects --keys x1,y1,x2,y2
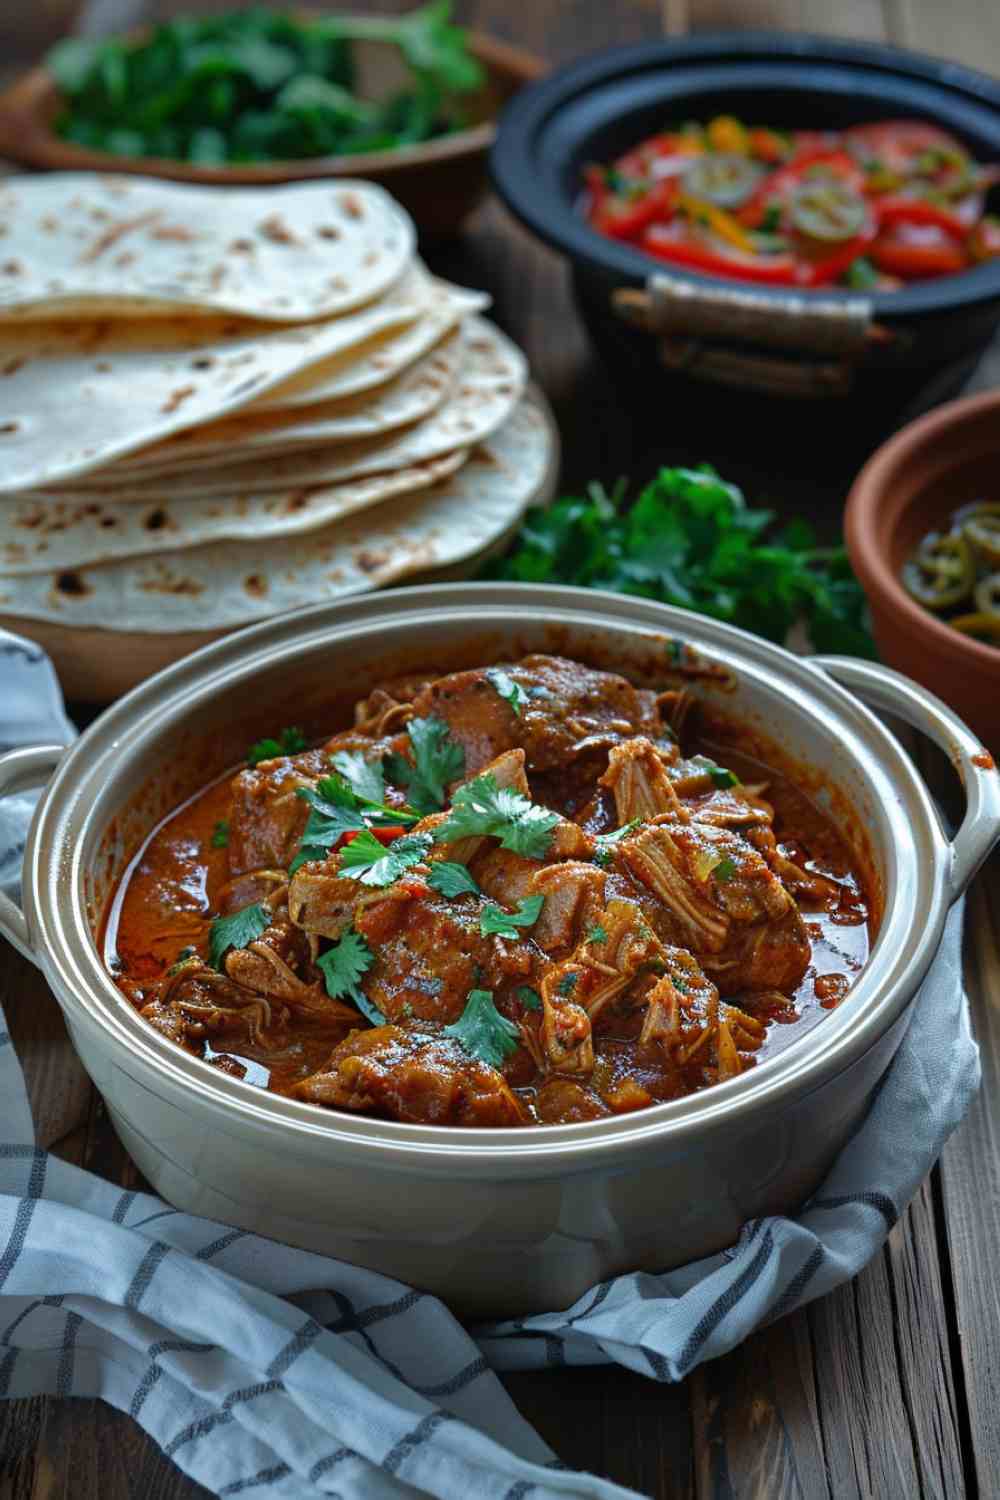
[
  {"x1": 246, "y1": 726, "x2": 307, "y2": 766},
  {"x1": 208, "y1": 902, "x2": 269, "y2": 971},
  {"x1": 480, "y1": 893, "x2": 544, "y2": 940},
  {"x1": 443, "y1": 989, "x2": 520, "y2": 1070},
  {"x1": 384, "y1": 715, "x2": 465, "y2": 815},
  {"x1": 296, "y1": 775, "x2": 367, "y2": 852},
  {"x1": 317, "y1": 927, "x2": 382, "y2": 1023},
  {"x1": 557, "y1": 971, "x2": 579, "y2": 997},
  {"x1": 427, "y1": 861, "x2": 481, "y2": 899},
  {"x1": 331, "y1": 749, "x2": 385, "y2": 808},
  {"x1": 516, "y1": 986, "x2": 542, "y2": 1012},
  {"x1": 759, "y1": 204, "x2": 783, "y2": 234},
  {"x1": 705, "y1": 763, "x2": 740, "y2": 789},
  {"x1": 593, "y1": 820, "x2": 640, "y2": 868},
  {"x1": 485, "y1": 667, "x2": 528, "y2": 718},
  {"x1": 338, "y1": 829, "x2": 431, "y2": 887},
  {"x1": 434, "y1": 772, "x2": 559, "y2": 859},
  {"x1": 166, "y1": 945, "x2": 198, "y2": 976},
  {"x1": 714, "y1": 856, "x2": 737, "y2": 882},
  {"x1": 211, "y1": 820, "x2": 230, "y2": 848},
  {"x1": 586, "y1": 924, "x2": 608, "y2": 944}
]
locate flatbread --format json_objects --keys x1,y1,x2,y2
[
  {"x1": 0, "y1": 449, "x2": 468, "y2": 573},
  {"x1": 253, "y1": 277, "x2": 489, "y2": 411},
  {"x1": 85, "y1": 323, "x2": 465, "y2": 468},
  {"x1": 45, "y1": 317, "x2": 526, "y2": 497},
  {"x1": 0, "y1": 175, "x2": 413, "y2": 322},
  {"x1": 0, "y1": 283, "x2": 433, "y2": 495},
  {"x1": 0, "y1": 389, "x2": 556, "y2": 630}
]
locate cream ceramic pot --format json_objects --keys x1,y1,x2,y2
[{"x1": 1, "y1": 585, "x2": 997, "y2": 1319}]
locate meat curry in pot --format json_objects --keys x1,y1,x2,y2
[{"x1": 106, "y1": 654, "x2": 873, "y2": 1127}]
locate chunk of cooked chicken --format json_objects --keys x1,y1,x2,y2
[
  {"x1": 600, "y1": 737, "x2": 686, "y2": 823},
  {"x1": 223, "y1": 914, "x2": 357, "y2": 1025},
  {"x1": 142, "y1": 955, "x2": 285, "y2": 1051},
  {"x1": 227, "y1": 748, "x2": 329, "y2": 877},
  {"x1": 288, "y1": 863, "x2": 361, "y2": 940},
  {"x1": 566, "y1": 896, "x2": 668, "y2": 1028},
  {"x1": 472, "y1": 850, "x2": 605, "y2": 954},
  {"x1": 292, "y1": 1025, "x2": 528, "y2": 1126},
  {"x1": 539, "y1": 963, "x2": 595, "y2": 1075}
]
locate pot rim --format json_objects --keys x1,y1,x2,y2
[
  {"x1": 490, "y1": 29, "x2": 1000, "y2": 321},
  {"x1": 20, "y1": 583, "x2": 956, "y2": 1173},
  {"x1": 845, "y1": 386, "x2": 1000, "y2": 672}
]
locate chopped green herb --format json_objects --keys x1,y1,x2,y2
[
  {"x1": 384, "y1": 714, "x2": 465, "y2": 815},
  {"x1": 705, "y1": 763, "x2": 740, "y2": 789},
  {"x1": 331, "y1": 749, "x2": 385, "y2": 808},
  {"x1": 443, "y1": 988, "x2": 520, "y2": 1070},
  {"x1": 317, "y1": 927, "x2": 382, "y2": 1023},
  {"x1": 246, "y1": 726, "x2": 307, "y2": 766},
  {"x1": 483, "y1": 465, "x2": 876, "y2": 659},
  {"x1": 844, "y1": 256, "x2": 880, "y2": 290},
  {"x1": 557, "y1": 971, "x2": 579, "y2": 997},
  {"x1": 593, "y1": 820, "x2": 641, "y2": 868},
  {"x1": 427, "y1": 860, "x2": 481, "y2": 899},
  {"x1": 480, "y1": 893, "x2": 544, "y2": 940},
  {"x1": 485, "y1": 667, "x2": 528, "y2": 718},
  {"x1": 714, "y1": 856, "x2": 738, "y2": 882},
  {"x1": 434, "y1": 772, "x2": 559, "y2": 859},
  {"x1": 516, "y1": 986, "x2": 542, "y2": 1012},
  {"x1": 210, "y1": 819, "x2": 230, "y2": 848},
  {"x1": 586, "y1": 924, "x2": 608, "y2": 944},
  {"x1": 338, "y1": 829, "x2": 432, "y2": 887},
  {"x1": 296, "y1": 775, "x2": 368, "y2": 853},
  {"x1": 166, "y1": 945, "x2": 198, "y2": 976},
  {"x1": 208, "y1": 902, "x2": 269, "y2": 971},
  {"x1": 759, "y1": 204, "x2": 783, "y2": 234}
]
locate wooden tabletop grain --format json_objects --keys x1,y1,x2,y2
[{"x1": 2, "y1": 2, "x2": 1000, "y2": 1497}]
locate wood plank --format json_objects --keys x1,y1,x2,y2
[{"x1": 891, "y1": 0, "x2": 1000, "y2": 72}]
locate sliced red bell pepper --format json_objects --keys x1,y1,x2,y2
[
  {"x1": 875, "y1": 195, "x2": 978, "y2": 240},
  {"x1": 740, "y1": 149, "x2": 866, "y2": 228},
  {"x1": 797, "y1": 223, "x2": 877, "y2": 287},
  {"x1": 641, "y1": 226, "x2": 800, "y2": 284},
  {"x1": 587, "y1": 169, "x2": 679, "y2": 241},
  {"x1": 341, "y1": 824, "x2": 408, "y2": 847},
  {"x1": 869, "y1": 233, "x2": 968, "y2": 279}
]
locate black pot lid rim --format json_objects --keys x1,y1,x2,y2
[{"x1": 491, "y1": 30, "x2": 1000, "y2": 320}]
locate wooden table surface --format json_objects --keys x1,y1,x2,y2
[{"x1": 2, "y1": 1, "x2": 1000, "y2": 1496}]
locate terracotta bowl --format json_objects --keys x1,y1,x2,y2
[
  {"x1": 845, "y1": 389, "x2": 1000, "y2": 750},
  {"x1": 0, "y1": 24, "x2": 543, "y2": 239}
]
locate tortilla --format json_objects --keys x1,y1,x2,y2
[
  {"x1": 0, "y1": 389, "x2": 556, "y2": 630},
  {"x1": 254, "y1": 276, "x2": 489, "y2": 411},
  {"x1": 0, "y1": 175, "x2": 413, "y2": 322},
  {"x1": 46, "y1": 317, "x2": 526, "y2": 496},
  {"x1": 83, "y1": 323, "x2": 465, "y2": 468},
  {"x1": 0, "y1": 284, "x2": 432, "y2": 495},
  {"x1": 0, "y1": 449, "x2": 468, "y2": 573}
]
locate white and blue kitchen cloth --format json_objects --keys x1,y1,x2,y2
[{"x1": 0, "y1": 628, "x2": 980, "y2": 1499}]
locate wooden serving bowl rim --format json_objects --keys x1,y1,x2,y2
[
  {"x1": 845, "y1": 387, "x2": 1000, "y2": 673},
  {"x1": 0, "y1": 22, "x2": 545, "y2": 184}
]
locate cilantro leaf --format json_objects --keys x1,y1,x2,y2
[
  {"x1": 247, "y1": 726, "x2": 307, "y2": 766},
  {"x1": 443, "y1": 988, "x2": 520, "y2": 1070},
  {"x1": 338, "y1": 830, "x2": 431, "y2": 887},
  {"x1": 434, "y1": 773, "x2": 559, "y2": 859},
  {"x1": 714, "y1": 856, "x2": 737, "y2": 882},
  {"x1": 296, "y1": 776, "x2": 368, "y2": 853},
  {"x1": 593, "y1": 820, "x2": 641, "y2": 867},
  {"x1": 705, "y1": 763, "x2": 740, "y2": 789},
  {"x1": 557, "y1": 971, "x2": 579, "y2": 996},
  {"x1": 485, "y1": 667, "x2": 528, "y2": 718},
  {"x1": 586, "y1": 924, "x2": 608, "y2": 944},
  {"x1": 427, "y1": 861, "x2": 481, "y2": 898},
  {"x1": 385, "y1": 715, "x2": 465, "y2": 815},
  {"x1": 331, "y1": 749, "x2": 385, "y2": 808},
  {"x1": 516, "y1": 986, "x2": 542, "y2": 1011},
  {"x1": 480, "y1": 894, "x2": 544, "y2": 939},
  {"x1": 211, "y1": 820, "x2": 229, "y2": 848},
  {"x1": 317, "y1": 927, "x2": 383, "y2": 1023},
  {"x1": 208, "y1": 902, "x2": 269, "y2": 971}
]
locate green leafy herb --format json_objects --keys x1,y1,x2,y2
[
  {"x1": 166, "y1": 945, "x2": 198, "y2": 976},
  {"x1": 479, "y1": 893, "x2": 544, "y2": 939},
  {"x1": 296, "y1": 775, "x2": 367, "y2": 853},
  {"x1": 338, "y1": 829, "x2": 432, "y2": 887},
  {"x1": 317, "y1": 927, "x2": 382, "y2": 1023},
  {"x1": 443, "y1": 988, "x2": 520, "y2": 1070},
  {"x1": 48, "y1": 3, "x2": 482, "y2": 166},
  {"x1": 557, "y1": 971, "x2": 579, "y2": 997},
  {"x1": 586, "y1": 924, "x2": 608, "y2": 944},
  {"x1": 247, "y1": 726, "x2": 308, "y2": 767},
  {"x1": 484, "y1": 667, "x2": 528, "y2": 718},
  {"x1": 427, "y1": 860, "x2": 481, "y2": 898},
  {"x1": 759, "y1": 204, "x2": 783, "y2": 234},
  {"x1": 844, "y1": 256, "x2": 880, "y2": 290},
  {"x1": 331, "y1": 749, "x2": 385, "y2": 808},
  {"x1": 208, "y1": 901, "x2": 269, "y2": 971},
  {"x1": 384, "y1": 715, "x2": 465, "y2": 815},
  {"x1": 516, "y1": 986, "x2": 542, "y2": 1011},
  {"x1": 483, "y1": 465, "x2": 876, "y2": 659},
  {"x1": 434, "y1": 773, "x2": 559, "y2": 859},
  {"x1": 714, "y1": 856, "x2": 737, "y2": 882},
  {"x1": 593, "y1": 820, "x2": 641, "y2": 868},
  {"x1": 701, "y1": 761, "x2": 740, "y2": 789},
  {"x1": 211, "y1": 819, "x2": 230, "y2": 848}
]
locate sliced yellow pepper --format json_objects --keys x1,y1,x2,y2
[
  {"x1": 707, "y1": 115, "x2": 749, "y2": 154},
  {"x1": 680, "y1": 193, "x2": 755, "y2": 253}
]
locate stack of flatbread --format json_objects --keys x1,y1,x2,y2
[{"x1": 0, "y1": 173, "x2": 556, "y2": 654}]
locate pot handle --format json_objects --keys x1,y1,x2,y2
[
  {"x1": 810, "y1": 656, "x2": 1000, "y2": 902},
  {"x1": 0, "y1": 743, "x2": 66, "y2": 965}
]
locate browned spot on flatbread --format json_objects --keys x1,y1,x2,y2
[
  {"x1": 79, "y1": 210, "x2": 161, "y2": 264},
  {"x1": 2, "y1": 260, "x2": 22, "y2": 276},
  {"x1": 56, "y1": 570, "x2": 89, "y2": 597},
  {"x1": 355, "y1": 548, "x2": 389, "y2": 573},
  {"x1": 244, "y1": 574, "x2": 267, "y2": 598},
  {"x1": 138, "y1": 577, "x2": 204, "y2": 596},
  {"x1": 1, "y1": 359, "x2": 24, "y2": 376},
  {"x1": 339, "y1": 191, "x2": 364, "y2": 219},
  {"x1": 144, "y1": 509, "x2": 170, "y2": 531},
  {"x1": 316, "y1": 225, "x2": 341, "y2": 240},
  {"x1": 229, "y1": 239, "x2": 255, "y2": 254},
  {"x1": 114, "y1": 251, "x2": 136, "y2": 269},
  {"x1": 0, "y1": 421, "x2": 20, "y2": 434},
  {"x1": 161, "y1": 386, "x2": 195, "y2": 415},
  {"x1": 259, "y1": 215, "x2": 301, "y2": 246},
  {"x1": 151, "y1": 224, "x2": 196, "y2": 242}
]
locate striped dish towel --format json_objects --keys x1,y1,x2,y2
[{"x1": 0, "y1": 630, "x2": 979, "y2": 1499}]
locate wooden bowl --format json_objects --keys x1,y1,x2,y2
[
  {"x1": 0, "y1": 24, "x2": 543, "y2": 239},
  {"x1": 845, "y1": 389, "x2": 1000, "y2": 751}
]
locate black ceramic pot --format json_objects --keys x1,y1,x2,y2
[{"x1": 491, "y1": 33, "x2": 1000, "y2": 413}]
